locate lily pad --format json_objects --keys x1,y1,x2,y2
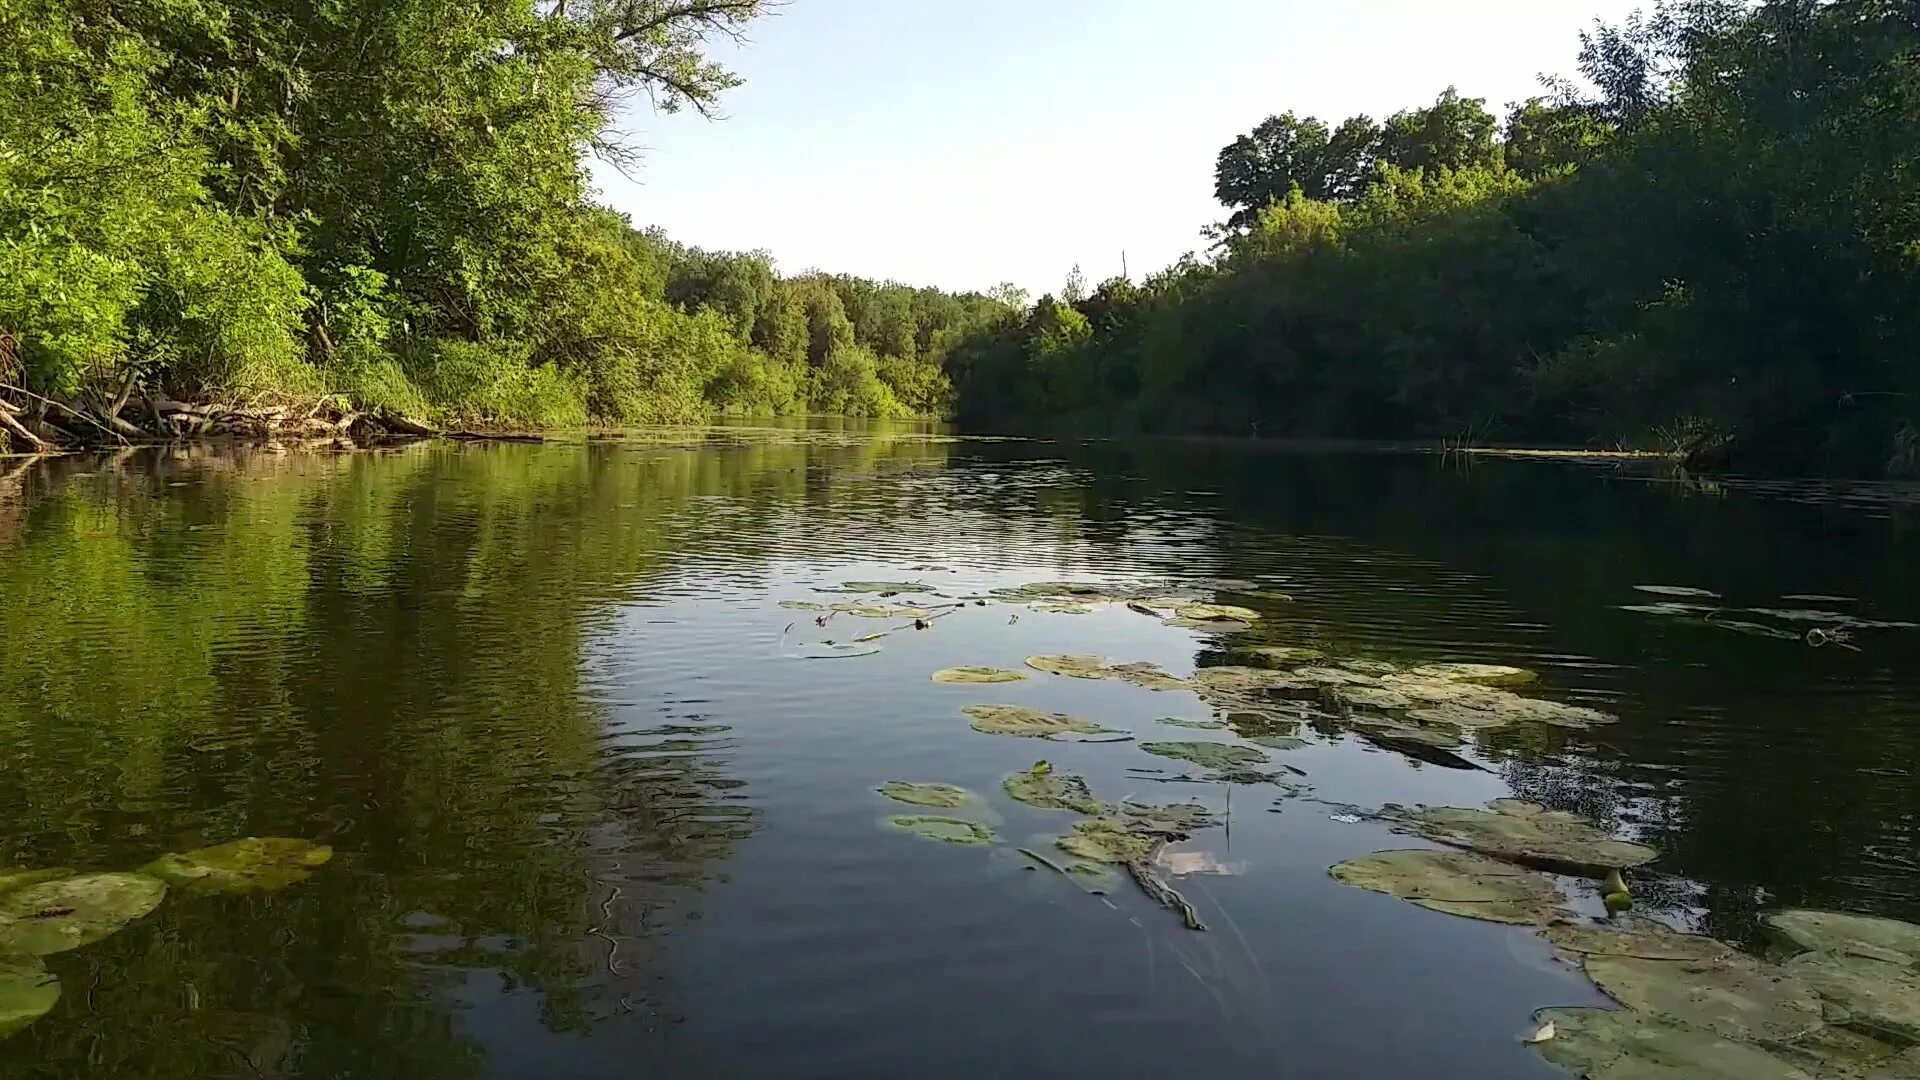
[
  {"x1": 0, "y1": 954, "x2": 60, "y2": 1042},
  {"x1": 829, "y1": 602, "x2": 895, "y2": 618},
  {"x1": 1764, "y1": 910, "x2": 1920, "y2": 966},
  {"x1": 1336, "y1": 687, "x2": 1418, "y2": 710},
  {"x1": 1191, "y1": 666, "x2": 1313, "y2": 694},
  {"x1": 1393, "y1": 800, "x2": 1657, "y2": 874},
  {"x1": 930, "y1": 666, "x2": 1028, "y2": 684},
  {"x1": 1380, "y1": 675, "x2": 1615, "y2": 729},
  {"x1": 0, "y1": 872, "x2": 167, "y2": 955},
  {"x1": 1121, "y1": 802, "x2": 1221, "y2": 831},
  {"x1": 963, "y1": 705, "x2": 1117, "y2": 740},
  {"x1": 1165, "y1": 617, "x2": 1253, "y2": 633},
  {"x1": 1175, "y1": 603, "x2": 1262, "y2": 622},
  {"x1": 1158, "y1": 717, "x2": 1230, "y2": 730},
  {"x1": 1292, "y1": 666, "x2": 1381, "y2": 687},
  {"x1": 841, "y1": 581, "x2": 932, "y2": 593},
  {"x1": 0, "y1": 868, "x2": 71, "y2": 896},
  {"x1": 1529, "y1": 1006, "x2": 1815, "y2": 1079},
  {"x1": 1582, "y1": 951, "x2": 1827, "y2": 1044},
  {"x1": 1139, "y1": 742, "x2": 1269, "y2": 770},
  {"x1": 1025, "y1": 654, "x2": 1109, "y2": 679},
  {"x1": 1030, "y1": 601, "x2": 1095, "y2": 614},
  {"x1": 1234, "y1": 645, "x2": 1325, "y2": 664},
  {"x1": 888, "y1": 816, "x2": 995, "y2": 845},
  {"x1": 1328, "y1": 849, "x2": 1566, "y2": 924},
  {"x1": 1406, "y1": 662, "x2": 1538, "y2": 687},
  {"x1": 1107, "y1": 661, "x2": 1189, "y2": 691},
  {"x1": 876, "y1": 782, "x2": 973, "y2": 809},
  {"x1": 141, "y1": 837, "x2": 334, "y2": 894},
  {"x1": 1343, "y1": 714, "x2": 1466, "y2": 749},
  {"x1": 1542, "y1": 918, "x2": 1738, "y2": 963},
  {"x1": 1635, "y1": 585, "x2": 1723, "y2": 598},
  {"x1": 1057, "y1": 819, "x2": 1157, "y2": 864},
  {"x1": 778, "y1": 600, "x2": 828, "y2": 611},
  {"x1": 1783, "y1": 950, "x2": 1920, "y2": 1043},
  {"x1": 1003, "y1": 770, "x2": 1102, "y2": 815}
]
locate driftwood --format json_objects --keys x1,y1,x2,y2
[
  {"x1": 2, "y1": 380, "x2": 542, "y2": 452},
  {"x1": 0, "y1": 397, "x2": 48, "y2": 450},
  {"x1": 1128, "y1": 841, "x2": 1207, "y2": 931}
]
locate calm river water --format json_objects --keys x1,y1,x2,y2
[{"x1": 2, "y1": 424, "x2": 1917, "y2": 1078}]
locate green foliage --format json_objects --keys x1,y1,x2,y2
[
  {"x1": 0, "y1": 0, "x2": 972, "y2": 429},
  {"x1": 957, "y1": 1, "x2": 1920, "y2": 474}
]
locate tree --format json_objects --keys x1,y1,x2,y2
[
  {"x1": 1378, "y1": 87, "x2": 1501, "y2": 174},
  {"x1": 1503, "y1": 98, "x2": 1612, "y2": 177}
]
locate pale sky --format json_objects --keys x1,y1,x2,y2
[{"x1": 592, "y1": 0, "x2": 1643, "y2": 296}]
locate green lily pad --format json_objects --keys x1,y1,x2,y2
[
  {"x1": 1329, "y1": 849, "x2": 1566, "y2": 925},
  {"x1": 1003, "y1": 770, "x2": 1102, "y2": 815},
  {"x1": 1233, "y1": 645, "x2": 1325, "y2": 664},
  {"x1": 1030, "y1": 601, "x2": 1096, "y2": 614},
  {"x1": 1343, "y1": 714, "x2": 1465, "y2": 748},
  {"x1": 1120, "y1": 802, "x2": 1221, "y2": 831},
  {"x1": 141, "y1": 838, "x2": 333, "y2": 894},
  {"x1": 1107, "y1": 661, "x2": 1189, "y2": 691},
  {"x1": 1226, "y1": 711, "x2": 1304, "y2": 738},
  {"x1": 1191, "y1": 666, "x2": 1313, "y2": 694},
  {"x1": 1379, "y1": 674, "x2": 1615, "y2": 729},
  {"x1": 887, "y1": 816, "x2": 995, "y2": 845},
  {"x1": 1542, "y1": 918, "x2": 1738, "y2": 963},
  {"x1": 829, "y1": 602, "x2": 896, "y2": 617},
  {"x1": 1582, "y1": 951, "x2": 1827, "y2": 1044},
  {"x1": 1175, "y1": 603, "x2": 1261, "y2": 622},
  {"x1": 0, "y1": 954, "x2": 60, "y2": 1042},
  {"x1": 930, "y1": 666, "x2": 1028, "y2": 684},
  {"x1": 1025, "y1": 654, "x2": 1109, "y2": 679},
  {"x1": 1158, "y1": 717, "x2": 1230, "y2": 730},
  {"x1": 0, "y1": 868, "x2": 72, "y2": 897},
  {"x1": 1139, "y1": 742, "x2": 1269, "y2": 770},
  {"x1": 1393, "y1": 800, "x2": 1658, "y2": 874},
  {"x1": 1292, "y1": 666, "x2": 1381, "y2": 686},
  {"x1": 778, "y1": 600, "x2": 828, "y2": 611},
  {"x1": 1165, "y1": 617, "x2": 1254, "y2": 633},
  {"x1": 1406, "y1": 663, "x2": 1539, "y2": 687},
  {"x1": 1764, "y1": 910, "x2": 1920, "y2": 966},
  {"x1": 1057, "y1": 819, "x2": 1157, "y2": 864},
  {"x1": 0, "y1": 872, "x2": 167, "y2": 955},
  {"x1": 962, "y1": 705, "x2": 1117, "y2": 740},
  {"x1": 1337, "y1": 687, "x2": 1418, "y2": 710},
  {"x1": 1529, "y1": 1006, "x2": 1815, "y2": 1079},
  {"x1": 1783, "y1": 950, "x2": 1920, "y2": 1043},
  {"x1": 876, "y1": 782, "x2": 973, "y2": 808},
  {"x1": 841, "y1": 581, "x2": 933, "y2": 593},
  {"x1": 1634, "y1": 584, "x2": 1722, "y2": 598}
]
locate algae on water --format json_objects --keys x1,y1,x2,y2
[{"x1": 876, "y1": 782, "x2": 973, "y2": 809}]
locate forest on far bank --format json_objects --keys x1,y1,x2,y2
[
  {"x1": 952, "y1": 1, "x2": 1920, "y2": 475},
  {"x1": 4, "y1": 0, "x2": 1918, "y2": 474}
]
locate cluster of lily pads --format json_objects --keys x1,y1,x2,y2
[
  {"x1": 804, "y1": 575, "x2": 1920, "y2": 1076},
  {"x1": 1620, "y1": 583, "x2": 1916, "y2": 646},
  {"x1": 0, "y1": 837, "x2": 331, "y2": 1042},
  {"x1": 1327, "y1": 800, "x2": 1920, "y2": 1077}
]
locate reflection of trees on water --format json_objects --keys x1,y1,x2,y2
[{"x1": 0, "y1": 431, "x2": 949, "y2": 1078}]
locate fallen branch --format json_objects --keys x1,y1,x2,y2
[
  {"x1": 1127, "y1": 842, "x2": 1207, "y2": 931},
  {"x1": 2, "y1": 383, "x2": 125, "y2": 442},
  {"x1": 0, "y1": 397, "x2": 48, "y2": 450},
  {"x1": 380, "y1": 410, "x2": 440, "y2": 437}
]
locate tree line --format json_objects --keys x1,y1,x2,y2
[
  {"x1": 0, "y1": 0, "x2": 1014, "y2": 439},
  {"x1": 946, "y1": 1, "x2": 1920, "y2": 475}
]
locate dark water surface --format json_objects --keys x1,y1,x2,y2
[{"x1": 3, "y1": 425, "x2": 1918, "y2": 1079}]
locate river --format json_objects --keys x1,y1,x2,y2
[{"x1": 2, "y1": 423, "x2": 1918, "y2": 1078}]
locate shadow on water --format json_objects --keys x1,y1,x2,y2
[{"x1": 0, "y1": 429, "x2": 1916, "y2": 1077}]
